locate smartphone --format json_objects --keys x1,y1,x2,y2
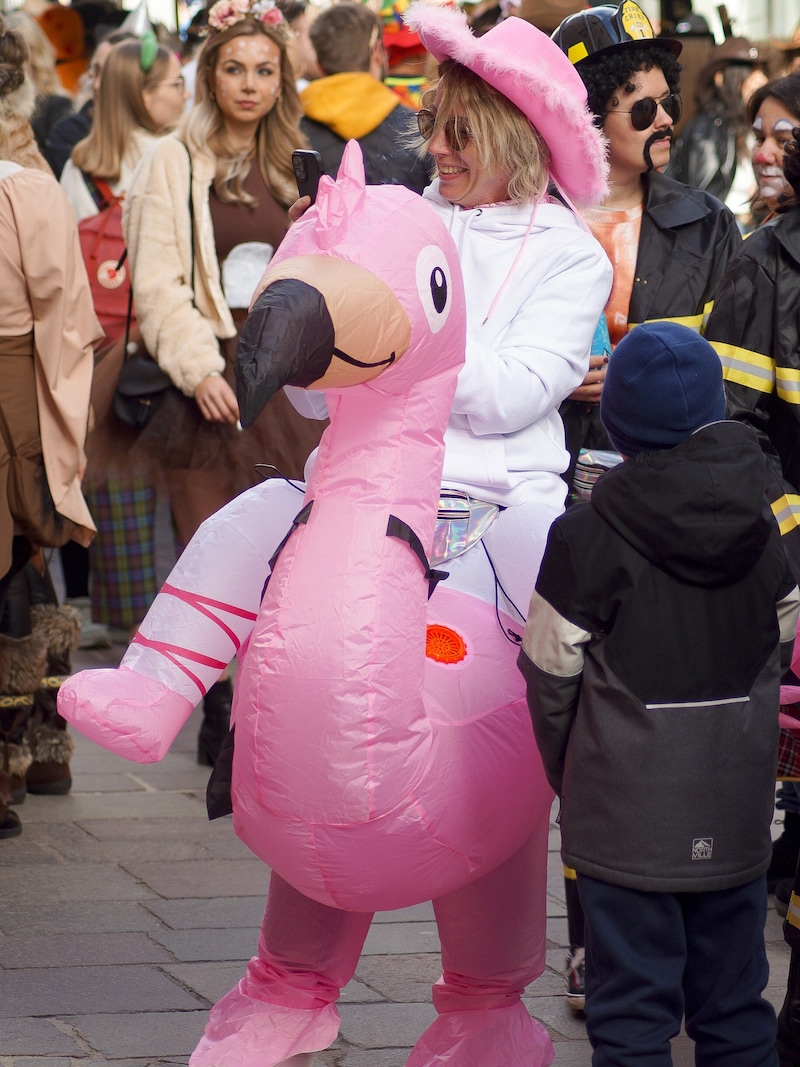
[{"x1": 292, "y1": 149, "x2": 323, "y2": 204}]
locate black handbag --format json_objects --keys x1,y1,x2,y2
[
  {"x1": 111, "y1": 142, "x2": 195, "y2": 432},
  {"x1": 112, "y1": 343, "x2": 173, "y2": 430}
]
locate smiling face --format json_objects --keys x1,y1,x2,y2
[
  {"x1": 603, "y1": 64, "x2": 675, "y2": 183},
  {"x1": 424, "y1": 83, "x2": 511, "y2": 210},
  {"x1": 751, "y1": 96, "x2": 800, "y2": 211},
  {"x1": 212, "y1": 32, "x2": 283, "y2": 137}
]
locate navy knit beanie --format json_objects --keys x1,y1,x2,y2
[{"x1": 600, "y1": 322, "x2": 726, "y2": 457}]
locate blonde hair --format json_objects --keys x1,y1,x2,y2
[
  {"x1": 0, "y1": 13, "x2": 34, "y2": 118},
  {"x1": 71, "y1": 38, "x2": 173, "y2": 182},
  {"x1": 180, "y1": 18, "x2": 306, "y2": 208},
  {"x1": 420, "y1": 60, "x2": 550, "y2": 206},
  {"x1": 5, "y1": 12, "x2": 65, "y2": 101}
]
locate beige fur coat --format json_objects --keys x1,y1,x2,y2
[{"x1": 122, "y1": 134, "x2": 237, "y2": 396}]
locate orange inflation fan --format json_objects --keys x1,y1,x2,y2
[{"x1": 426, "y1": 623, "x2": 467, "y2": 664}]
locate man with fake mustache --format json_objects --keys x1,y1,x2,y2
[{"x1": 546, "y1": 0, "x2": 743, "y2": 1013}]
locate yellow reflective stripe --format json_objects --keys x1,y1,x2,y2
[
  {"x1": 701, "y1": 299, "x2": 714, "y2": 332},
  {"x1": 787, "y1": 891, "x2": 800, "y2": 932},
  {"x1": 711, "y1": 341, "x2": 775, "y2": 394},
  {"x1": 776, "y1": 366, "x2": 800, "y2": 404},
  {"x1": 771, "y1": 494, "x2": 800, "y2": 536},
  {"x1": 628, "y1": 313, "x2": 704, "y2": 332}
]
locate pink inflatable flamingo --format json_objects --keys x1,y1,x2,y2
[{"x1": 59, "y1": 142, "x2": 555, "y2": 1066}]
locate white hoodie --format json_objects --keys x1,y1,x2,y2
[{"x1": 423, "y1": 180, "x2": 612, "y2": 510}]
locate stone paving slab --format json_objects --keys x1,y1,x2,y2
[
  {"x1": 142, "y1": 896, "x2": 265, "y2": 931},
  {"x1": 149, "y1": 927, "x2": 261, "y2": 964},
  {"x1": 121, "y1": 859, "x2": 269, "y2": 900},
  {"x1": 0, "y1": 933, "x2": 174, "y2": 969},
  {"x1": 0, "y1": 1018, "x2": 85, "y2": 1056},
  {"x1": 0, "y1": 863, "x2": 153, "y2": 905},
  {"x1": 0, "y1": 965, "x2": 203, "y2": 1018},
  {"x1": 56, "y1": 1011, "x2": 209, "y2": 1060},
  {"x1": 0, "y1": 901, "x2": 160, "y2": 937}
]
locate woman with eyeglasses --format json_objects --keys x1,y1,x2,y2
[
  {"x1": 60, "y1": 36, "x2": 188, "y2": 224},
  {"x1": 117, "y1": 0, "x2": 326, "y2": 767}
]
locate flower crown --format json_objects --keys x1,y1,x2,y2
[{"x1": 206, "y1": 0, "x2": 284, "y2": 34}]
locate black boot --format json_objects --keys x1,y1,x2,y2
[
  {"x1": 197, "y1": 678, "x2": 233, "y2": 767},
  {"x1": 777, "y1": 862, "x2": 800, "y2": 1066},
  {"x1": 770, "y1": 812, "x2": 800, "y2": 892}
]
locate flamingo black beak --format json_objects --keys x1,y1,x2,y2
[{"x1": 235, "y1": 279, "x2": 335, "y2": 429}]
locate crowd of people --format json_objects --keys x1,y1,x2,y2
[{"x1": 3, "y1": 0, "x2": 800, "y2": 1063}]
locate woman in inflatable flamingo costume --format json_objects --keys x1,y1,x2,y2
[{"x1": 59, "y1": 5, "x2": 611, "y2": 1064}]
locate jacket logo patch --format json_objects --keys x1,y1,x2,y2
[{"x1": 692, "y1": 837, "x2": 713, "y2": 860}]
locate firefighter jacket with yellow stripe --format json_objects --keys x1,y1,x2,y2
[
  {"x1": 706, "y1": 209, "x2": 800, "y2": 580},
  {"x1": 626, "y1": 170, "x2": 740, "y2": 332}
]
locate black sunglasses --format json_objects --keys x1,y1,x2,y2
[
  {"x1": 417, "y1": 108, "x2": 473, "y2": 152},
  {"x1": 605, "y1": 92, "x2": 681, "y2": 131}
]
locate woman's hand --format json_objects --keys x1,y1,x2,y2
[
  {"x1": 567, "y1": 355, "x2": 609, "y2": 404},
  {"x1": 289, "y1": 195, "x2": 312, "y2": 223},
  {"x1": 194, "y1": 372, "x2": 240, "y2": 424}
]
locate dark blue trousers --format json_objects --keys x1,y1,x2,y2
[{"x1": 577, "y1": 874, "x2": 777, "y2": 1067}]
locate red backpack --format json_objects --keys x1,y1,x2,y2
[{"x1": 77, "y1": 176, "x2": 135, "y2": 346}]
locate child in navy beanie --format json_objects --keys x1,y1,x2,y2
[
  {"x1": 600, "y1": 321, "x2": 726, "y2": 457},
  {"x1": 520, "y1": 321, "x2": 799, "y2": 1065}
]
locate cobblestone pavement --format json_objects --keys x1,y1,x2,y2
[{"x1": 0, "y1": 633, "x2": 792, "y2": 1066}]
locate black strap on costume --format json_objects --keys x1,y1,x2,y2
[
  {"x1": 267, "y1": 500, "x2": 314, "y2": 576},
  {"x1": 386, "y1": 515, "x2": 449, "y2": 600}
]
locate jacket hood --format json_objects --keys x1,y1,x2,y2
[
  {"x1": 423, "y1": 179, "x2": 588, "y2": 236},
  {"x1": 591, "y1": 421, "x2": 773, "y2": 587},
  {"x1": 300, "y1": 72, "x2": 401, "y2": 142}
]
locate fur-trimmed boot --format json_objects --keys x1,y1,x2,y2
[
  {"x1": 0, "y1": 629, "x2": 47, "y2": 826},
  {"x1": 197, "y1": 678, "x2": 234, "y2": 767},
  {"x1": 26, "y1": 603, "x2": 80, "y2": 796}
]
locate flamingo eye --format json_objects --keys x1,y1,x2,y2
[{"x1": 416, "y1": 244, "x2": 453, "y2": 334}]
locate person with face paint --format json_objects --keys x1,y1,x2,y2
[
  {"x1": 706, "y1": 125, "x2": 800, "y2": 1067},
  {"x1": 120, "y1": 0, "x2": 327, "y2": 767},
  {"x1": 746, "y1": 73, "x2": 800, "y2": 221},
  {"x1": 706, "y1": 105, "x2": 800, "y2": 929},
  {"x1": 551, "y1": 0, "x2": 742, "y2": 1011}
]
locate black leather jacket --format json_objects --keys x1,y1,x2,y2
[{"x1": 667, "y1": 107, "x2": 739, "y2": 202}]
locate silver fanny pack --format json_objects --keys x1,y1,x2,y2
[{"x1": 430, "y1": 489, "x2": 500, "y2": 567}]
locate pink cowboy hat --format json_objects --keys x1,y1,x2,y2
[{"x1": 405, "y1": 1, "x2": 608, "y2": 205}]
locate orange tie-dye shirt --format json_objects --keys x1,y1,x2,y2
[{"x1": 582, "y1": 203, "x2": 643, "y2": 348}]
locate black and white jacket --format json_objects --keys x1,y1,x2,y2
[{"x1": 519, "y1": 421, "x2": 799, "y2": 893}]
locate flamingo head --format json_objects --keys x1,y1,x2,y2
[{"x1": 235, "y1": 140, "x2": 466, "y2": 428}]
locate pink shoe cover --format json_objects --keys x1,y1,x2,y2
[
  {"x1": 57, "y1": 667, "x2": 195, "y2": 763},
  {"x1": 189, "y1": 981, "x2": 340, "y2": 1067},
  {"x1": 405, "y1": 1002, "x2": 554, "y2": 1067}
]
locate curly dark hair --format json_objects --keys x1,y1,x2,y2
[
  {"x1": 578, "y1": 44, "x2": 682, "y2": 124},
  {"x1": 0, "y1": 14, "x2": 28, "y2": 99},
  {"x1": 782, "y1": 126, "x2": 800, "y2": 203}
]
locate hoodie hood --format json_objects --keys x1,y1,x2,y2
[
  {"x1": 300, "y1": 73, "x2": 401, "y2": 142},
  {"x1": 591, "y1": 421, "x2": 773, "y2": 587}
]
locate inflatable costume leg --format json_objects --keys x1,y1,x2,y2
[
  {"x1": 408, "y1": 822, "x2": 554, "y2": 1067},
  {"x1": 190, "y1": 872, "x2": 373, "y2": 1067}
]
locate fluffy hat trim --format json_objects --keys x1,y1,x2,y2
[{"x1": 406, "y1": 2, "x2": 608, "y2": 205}]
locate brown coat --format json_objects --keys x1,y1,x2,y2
[{"x1": 0, "y1": 162, "x2": 103, "y2": 575}]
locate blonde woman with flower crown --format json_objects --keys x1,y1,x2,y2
[{"x1": 122, "y1": 0, "x2": 325, "y2": 765}]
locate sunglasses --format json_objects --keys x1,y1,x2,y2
[
  {"x1": 417, "y1": 108, "x2": 473, "y2": 152},
  {"x1": 605, "y1": 92, "x2": 681, "y2": 131}
]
